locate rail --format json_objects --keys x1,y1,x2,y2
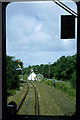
[
  {"x1": 16, "y1": 82, "x2": 29, "y2": 112},
  {"x1": 31, "y1": 82, "x2": 39, "y2": 115},
  {"x1": 7, "y1": 81, "x2": 39, "y2": 116}
]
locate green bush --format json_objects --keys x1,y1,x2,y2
[
  {"x1": 46, "y1": 80, "x2": 49, "y2": 85},
  {"x1": 71, "y1": 71, "x2": 76, "y2": 88},
  {"x1": 49, "y1": 81, "x2": 53, "y2": 86},
  {"x1": 56, "y1": 82, "x2": 76, "y2": 98},
  {"x1": 68, "y1": 89, "x2": 76, "y2": 97},
  {"x1": 40, "y1": 78, "x2": 47, "y2": 82},
  {"x1": 7, "y1": 88, "x2": 18, "y2": 96},
  {"x1": 43, "y1": 80, "x2": 76, "y2": 98},
  {"x1": 23, "y1": 74, "x2": 28, "y2": 80}
]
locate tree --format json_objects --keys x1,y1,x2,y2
[
  {"x1": 6, "y1": 55, "x2": 21, "y2": 90},
  {"x1": 23, "y1": 54, "x2": 76, "y2": 85}
]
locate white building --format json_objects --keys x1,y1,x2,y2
[
  {"x1": 36, "y1": 74, "x2": 44, "y2": 81},
  {"x1": 28, "y1": 69, "x2": 44, "y2": 81},
  {"x1": 28, "y1": 69, "x2": 37, "y2": 81}
]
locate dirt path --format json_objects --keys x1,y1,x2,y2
[{"x1": 34, "y1": 81, "x2": 76, "y2": 116}]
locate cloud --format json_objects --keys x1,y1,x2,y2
[
  {"x1": 6, "y1": 1, "x2": 77, "y2": 67},
  {"x1": 34, "y1": 23, "x2": 42, "y2": 31}
]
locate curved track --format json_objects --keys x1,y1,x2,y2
[
  {"x1": 16, "y1": 82, "x2": 29, "y2": 112},
  {"x1": 17, "y1": 81, "x2": 39, "y2": 115}
]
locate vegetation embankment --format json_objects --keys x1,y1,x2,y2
[
  {"x1": 7, "y1": 82, "x2": 28, "y2": 107},
  {"x1": 6, "y1": 55, "x2": 23, "y2": 96},
  {"x1": 40, "y1": 79, "x2": 76, "y2": 98}
]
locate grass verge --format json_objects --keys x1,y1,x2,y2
[
  {"x1": 40, "y1": 79, "x2": 76, "y2": 98},
  {"x1": 7, "y1": 82, "x2": 28, "y2": 108}
]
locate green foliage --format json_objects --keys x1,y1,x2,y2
[
  {"x1": 23, "y1": 65, "x2": 32, "y2": 75},
  {"x1": 48, "y1": 80, "x2": 53, "y2": 86},
  {"x1": 7, "y1": 88, "x2": 20, "y2": 96},
  {"x1": 71, "y1": 71, "x2": 76, "y2": 88},
  {"x1": 60, "y1": 71, "x2": 67, "y2": 80},
  {"x1": 40, "y1": 78, "x2": 47, "y2": 83},
  {"x1": 23, "y1": 74, "x2": 28, "y2": 80},
  {"x1": 6, "y1": 55, "x2": 22, "y2": 95},
  {"x1": 23, "y1": 54, "x2": 76, "y2": 88},
  {"x1": 55, "y1": 82, "x2": 76, "y2": 98},
  {"x1": 41, "y1": 80, "x2": 76, "y2": 98},
  {"x1": 19, "y1": 75, "x2": 22, "y2": 80}
]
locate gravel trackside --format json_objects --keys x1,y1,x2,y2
[{"x1": 33, "y1": 81, "x2": 76, "y2": 116}]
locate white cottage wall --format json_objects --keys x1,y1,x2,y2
[{"x1": 28, "y1": 72, "x2": 36, "y2": 81}]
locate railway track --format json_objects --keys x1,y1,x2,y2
[
  {"x1": 7, "y1": 81, "x2": 39, "y2": 116},
  {"x1": 31, "y1": 82, "x2": 39, "y2": 115},
  {"x1": 16, "y1": 81, "x2": 29, "y2": 113}
]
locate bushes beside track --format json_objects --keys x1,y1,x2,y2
[
  {"x1": 6, "y1": 55, "x2": 23, "y2": 96},
  {"x1": 40, "y1": 79, "x2": 76, "y2": 98},
  {"x1": 55, "y1": 82, "x2": 76, "y2": 98}
]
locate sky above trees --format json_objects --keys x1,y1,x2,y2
[{"x1": 6, "y1": 1, "x2": 77, "y2": 67}]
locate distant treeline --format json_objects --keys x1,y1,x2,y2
[
  {"x1": 24, "y1": 54, "x2": 76, "y2": 88},
  {"x1": 6, "y1": 54, "x2": 76, "y2": 96}
]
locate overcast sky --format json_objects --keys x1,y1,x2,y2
[{"x1": 6, "y1": 1, "x2": 77, "y2": 67}]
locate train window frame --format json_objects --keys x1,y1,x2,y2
[{"x1": 1, "y1": 1, "x2": 79, "y2": 120}]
